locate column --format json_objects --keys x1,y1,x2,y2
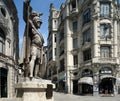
[
  {"x1": 93, "y1": 72, "x2": 99, "y2": 96},
  {"x1": 65, "y1": 18, "x2": 73, "y2": 94},
  {"x1": 113, "y1": 20, "x2": 118, "y2": 58},
  {"x1": 93, "y1": 20, "x2": 99, "y2": 59}
]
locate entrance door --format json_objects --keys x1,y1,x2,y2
[
  {"x1": 73, "y1": 80, "x2": 78, "y2": 94},
  {"x1": 99, "y1": 78, "x2": 114, "y2": 94},
  {"x1": 82, "y1": 84, "x2": 93, "y2": 95},
  {"x1": 0, "y1": 68, "x2": 8, "y2": 97}
]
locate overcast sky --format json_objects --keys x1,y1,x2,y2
[{"x1": 14, "y1": 0, "x2": 65, "y2": 53}]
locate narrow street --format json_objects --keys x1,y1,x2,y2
[{"x1": 54, "y1": 92, "x2": 120, "y2": 101}]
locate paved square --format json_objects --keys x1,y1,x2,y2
[{"x1": 54, "y1": 92, "x2": 120, "y2": 101}]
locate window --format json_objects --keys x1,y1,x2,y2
[
  {"x1": 83, "y1": 8, "x2": 91, "y2": 24},
  {"x1": 72, "y1": 21, "x2": 77, "y2": 32},
  {"x1": 54, "y1": 48, "x2": 56, "y2": 56},
  {"x1": 59, "y1": 29, "x2": 64, "y2": 42},
  {"x1": 54, "y1": 20, "x2": 57, "y2": 29},
  {"x1": 83, "y1": 48, "x2": 91, "y2": 61},
  {"x1": 54, "y1": 34, "x2": 56, "y2": 42},
  {"x1": 71, "y1": 0, "x2": 76, "y2": 9},
  {"x1": 100, "y1": 46, "x2": 110, "y2": 58},
  {"x1": 59, "y1": 43, "x2": 64, "y2": 56},
  {"x1": 83, "y1": 28, "x2": 91, "y2": 44},
  {"x1": 0, "y1": 29, "x2": 5, "y2": 53},
  {"x1": 100, "y1": 2, "x2": 110, "y2": 17},
  {"x1": 59, "y1": 59, "x2": 65, "y2": 73},
  {"x1": 73, "y1": 55, "x2": 78, "y2": 66},
  {"x1": 60, "y1": 14, "x2": 63, "y2": 21},
  {"x1": 73, "y1": 38, "x2": 78, "y2": 49},
  {"x1": 1, "y1": 8, "x2": 6, "y2": 17},
  {"x1": 100, "y1": 24, "x2": 110, "y2": 38}
]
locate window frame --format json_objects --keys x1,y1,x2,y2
[
  {"x1": 83, "y1": 48, "x2": 91, "y2": 61},
  {"x1": 100, "y1": 23, "x2": 110, "y2": 38},
  {"x1": 72, "y1": 21, "x2": 78, "y2": 32},
  {"x1": 100, "y1": 2, "x2": 110, "y2": 18},
  {"x1": 73, "y1": 55, "x2": 78, "y2": 66},
  {"x1": 100, "y1": 46, "x2": 111, "y2": 58},
  {"x1": 83, "y1": 28, "x2": 91, "y2": 44},
  {"x1": 73, "y1": 38, "x2": 78, "y2": 49},
  {"x1": 83, "y1": 8, "x2": 91, "y2": 25}
]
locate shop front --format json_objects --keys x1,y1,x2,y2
[
  {"x1": 78, "y1": 69, "x2": 93, "y2": 95},
  {"x1": 58, "y1": 73, "x2": 66, "y2": 92},
  {"x1": 99, "y1": 67, "x2": 116, "y2": 96},
  {"x1": 78, "y1": 77, "x2": 93, "y2": 95}
]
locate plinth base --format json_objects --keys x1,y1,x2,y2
[{"x1": 15, "y1": 78, "x2": 55, "y2": 101}]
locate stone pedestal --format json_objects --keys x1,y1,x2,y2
[{"x1": 15, "y1": 78, "x2": 55, "y2": 101}]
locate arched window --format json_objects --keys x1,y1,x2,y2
[{"x1": 0, "y1": 28, "x2": 5, "y2": 53}]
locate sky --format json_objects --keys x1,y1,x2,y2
[{"x1": 14, "y1": 0, "x2": 66, "y2": 52}]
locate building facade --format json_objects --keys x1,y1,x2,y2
[
  {"x1": 47, "y1": 0, "x2": 120, "y2": 96},
  {"x1": 47, "y1": 4, "x2": 59, "y2": 88},
  {"x1": 0, "y1": 0, "x2": 19, "y2": 98}
]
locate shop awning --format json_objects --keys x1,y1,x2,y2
[
  {"x1": 78, "y1": 77, "x2": 93, "y2": 85},
  {"x1": 100, "y1": 75, "x2": 116, "y2": 80}
]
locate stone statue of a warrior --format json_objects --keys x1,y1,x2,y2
[
  {"x1": 29, "y1": 11, "x2": 44, "y2": 78},
  {"x1": 19, "y1": 0, "x2": 46, "y2": 79}
]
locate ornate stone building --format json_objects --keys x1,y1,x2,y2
[
  {"x1": 0, "y1": 0, "x2": 19, "y2": 98},
  {"x1": 47, "y1": 0, "x2": 120, "y2": 96}
]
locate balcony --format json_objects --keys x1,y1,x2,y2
[
  {"x1": 92, "y1": 57, "x2": 118, "y2": 64},
  {"x1": 70, "y1": 8, "x2": 78, "y2": 15}
]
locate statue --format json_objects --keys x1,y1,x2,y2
[
  {"x1": 19, "y1": 0, "x2": 46, "y2": 79},
  {"x1": 29, "y1": 11, "x2": 44, "y2": 78}
]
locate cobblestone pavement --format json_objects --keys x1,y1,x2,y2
[{"x1": 54, "y1": 92, "x2": 120, "y2": 101}]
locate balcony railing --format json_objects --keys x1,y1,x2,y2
[
  {"x1": 98, "y1": 57, "x2": 117, "y2": 63},
  {"x1": 92, "y1": 57, "x2": 118, "y2": 64},
  {"x1": 70, "y1": 8, "x2": 78, "y2": 14}
]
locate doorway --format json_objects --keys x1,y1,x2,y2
[
  {"x1": 73, "y1": 80, "x2": 78, "y2": 94},
  {"x1": 82, "y1": 84, "x2": 93, "y2": 95},
  {"x1": 0, "y1": 68, "x2": 8, "y2": 97},
  {"x1": 99, "y1": 78, "x2": 114, "y2": 94}
]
